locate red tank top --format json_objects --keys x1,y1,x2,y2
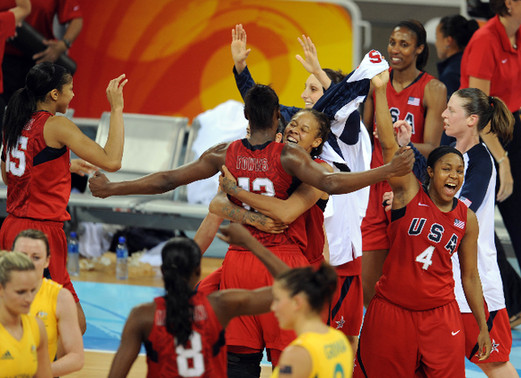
[
  {"x1": 225, "y1": 139, "x2": 298, "y2": 247},
  {"x1": 371, "y1": 70, "x2": 435, "y2": 168},
  {"x1": 287, "y1": 158, "x2": 327, "y2": 266},
  {"x1": 2, "y1": 111, "x2": 71, "y2": 221},
  {"x1": 145, "y1": 294, "x2": 226, "y2": 378},
  {"x1": 302, "y1": 202, "x2": 326, "y2": 267},
  {"x1": 376, "y1": 187, "x2": 468, "y2": 310}
]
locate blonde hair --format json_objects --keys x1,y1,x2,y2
[{"x1": 0, "y1": 251, "x2": 35, "y2": 286}]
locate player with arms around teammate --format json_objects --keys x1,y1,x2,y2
[{"x1": 89, "y1": 84, "x2": 414, "y2": 200}]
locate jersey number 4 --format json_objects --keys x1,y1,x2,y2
[
  {"x1": 416, "y1": 245, "x2": 434, "y2": 270},
  {"x1": 176, "y1": 331, "x2": 205, "y2": 376},
  {"x1": 5, "y1": 136, "x2": 28, "y2": 177}
]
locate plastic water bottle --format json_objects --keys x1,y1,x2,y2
[
  {"x1": 116, "y1": 236, "x2": 128, "y2": 280},
  {"x1": 67, "y1": 231, "x2": 80, "y2": 277}
]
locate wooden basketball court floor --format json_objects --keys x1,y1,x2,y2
[{"x1": 68, "y1": 257, "x2": 521, "y2": 377}]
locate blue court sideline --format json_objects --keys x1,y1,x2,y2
[{"x1": 76, "y1": 281, "x2": 521, "y2": 375}]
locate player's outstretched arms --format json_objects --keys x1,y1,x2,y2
[
  {"x1": 88, "y1": 142, "x2": 228, "y2": 198},
  {"x1": 280, "y1": 142, "x2": 414, "y2": 195}
]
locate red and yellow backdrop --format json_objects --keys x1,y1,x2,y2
[{"x1": 70, "y1": 0, "x2": 356, "y2": 120}]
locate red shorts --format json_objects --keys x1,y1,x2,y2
[
  {"x1": 354, "y1": 295, "x2": 465, "y2": 378},
  {"x1": 462, "y1": 307, "x2": 512, "y2": 364},
  {"x1": 197, "y1": 266, "x2": 222, "y2": 296},
  {"x1": 361, "y1": 181, "x2": 392, "y2": 251},
  {"x1": 221, "y1": 244, "x2": 308, "y2": 355},
  {"x1": 0, "y1": 215, "x2": 79, "y2": 302},
  {"x1": 328, "y1": 261, "x2": 363, "y2": 337}
]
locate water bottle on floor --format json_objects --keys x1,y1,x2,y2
[
  {"x1": 67, "y1": 231, "x2": 80, "y2": 276},
  {"x1": 116, "y1": 236, "x2": 128, "y2": 280}
]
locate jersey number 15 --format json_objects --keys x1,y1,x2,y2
[{"x1": 5, "y1": 136, "x2": 28, "y2": 177}]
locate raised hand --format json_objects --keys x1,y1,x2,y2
[
  {"x1": 231, "y1": 24, "x2": 251, "y2": 74},
  {"x1": 106, "y1": 74, "x2": 128, "y2": 112},
  {"x1": 295, "y1": 35, "x2": 321, "y2": 75},
  {"x1": 370, "y1": 68, "x2": 389, "y2": 90}
]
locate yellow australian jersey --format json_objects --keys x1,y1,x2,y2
[
  {"x1": 0, "y1": 314, "x2": 40, "y2": 377},
  {"x1": 272, "y1": 328, "x2": 353, "y2": 378},
  {"x1": 30, "y1": 278, "x2": 61, "y2": 361}
]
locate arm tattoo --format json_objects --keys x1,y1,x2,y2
[
  {"x1": 221, "y1": 203, "x2": 269, "y2": 227},
  {"x1": 221, "y1": 176, "x2": 241, "y2": 195}
]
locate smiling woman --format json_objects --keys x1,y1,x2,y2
[
  {"x1": 354, "y1": 70, "x2": 491, "y2": 378},
  {"x1": 360, "y1": 19, "x2": 447, "y2": 307}
]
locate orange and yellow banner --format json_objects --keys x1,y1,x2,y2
[{"x1": 70, "y1": 0, "x2": 354, "y2": 120}]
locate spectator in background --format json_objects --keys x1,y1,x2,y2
[
  {"x1": 460, "y1": 0, "x2": 521, "y2": 327},
  {"x1": 1, "y1": 0, "x2": 83, "y2": 103},
  {"x1": 435, "y1": 15, "x2": 479, "y2": 98},
  {"x1": 435, "y1": 15, "x2": 479, "y2": 146},
  {"x1": 0, "y1": 0, "x2": 31, "y2": 125}
]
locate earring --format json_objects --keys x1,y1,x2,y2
[{"x1": 508, "y1": 7, "x2": 512, "y2": 14}]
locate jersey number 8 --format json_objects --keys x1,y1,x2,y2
[{"x1": 176, "y1": 331, "x2": 204, "y2": 376}]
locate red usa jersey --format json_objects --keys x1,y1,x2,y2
[
  {"x1": 2, "y1": 111, "x2": 71, "y2": 221},
  {"x1": 303, "y1": 200, "x2": 326, "y2": 266},
  {"x1": 286, "y1": 158, "x2": 327, "y2": 264},
  {"x1": 286, "y1": 198, "x2": 326, "y2": 266},
  {"x1": 371, "y1": 70, "x2": 435, "y2": 168},
  {"x1": 145, "y1": 294, "x2": 226, "y2": 378},
  {"x1": 376, "y1": 187, "x2": 468, "y2": 310},
  {"x1": 225, "y1": 139, "x2": 298, "y2": 247}
]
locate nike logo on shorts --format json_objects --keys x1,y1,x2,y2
[{"x1": 451, "y1": 330, "x2": 461, "y2": 336}]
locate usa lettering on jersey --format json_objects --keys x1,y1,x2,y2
[
  {"x1": 389, "y1": 108, "x2": 416, "y2": 134},
  {"x1": 407, "y1": 217, "x2": 459, "y2": 256}
]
